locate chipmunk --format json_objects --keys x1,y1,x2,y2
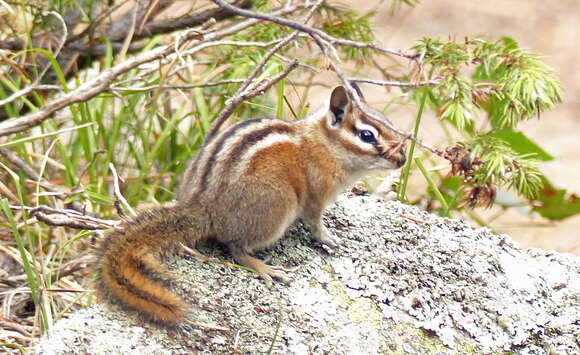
[{"x1": 96, "y1": 85, "x2": 406, "y2": 325}]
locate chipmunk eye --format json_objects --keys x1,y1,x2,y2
[{"x1": 358, "y1": 129, "x2": 376, "y2": 144}]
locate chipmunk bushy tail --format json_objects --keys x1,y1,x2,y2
[{"x1": 96, "y1": 205, "x2": 209, "y2": 325}]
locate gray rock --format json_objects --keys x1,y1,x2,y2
[{"x1": 34, "y1": 194, "x2": 580, "y2": 354}]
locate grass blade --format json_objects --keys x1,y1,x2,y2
[
  {"x1": 398, "y1": 91, "x2": 427, "y2": 202},
  {"x1": 414, "y1": 158, "x2": 450, "y2": 215}
]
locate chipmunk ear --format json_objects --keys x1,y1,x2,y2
[{"x1": 329, "y1": 86, "x2": 350, "y2": 125}]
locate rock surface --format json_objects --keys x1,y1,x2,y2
[{"x1": 35, "y1": 194, "x2": 580, "y2": 354}]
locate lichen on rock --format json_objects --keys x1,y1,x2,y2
[{"x1": 34, "y1": 194, "x2": 580, "y2": 354}]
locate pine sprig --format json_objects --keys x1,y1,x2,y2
[
  {"x1": 485, "y1": 49, "x2": 562, "y2": 128},
  {"x1": 317, "y1": 4, "x2": 376, "y2": 60},
  {"x1": 445, "y1": 135, "x2": 543, "y2": 206},
  {"x1": 437, "y1": 73, "x2": 475, "y2": 131},
  {"x1": 410, "y1": 37, "x2": 560, "y2": 206},
  {"x1": 413, "y1": 37, "x2": 562, "y2": 130}
]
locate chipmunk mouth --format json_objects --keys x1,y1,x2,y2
[
  {"x1": 394, "y1": 152, "x2": 406, "y2": 168},
  {"x1": 380, "y1": 142, "x2": 406, "y2": 168}
]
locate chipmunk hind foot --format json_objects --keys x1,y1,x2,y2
[{"x1": 232, "y1": 250, "x2": 298, "y2": 284}]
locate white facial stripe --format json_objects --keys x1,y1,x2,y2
[{"x1": 337, "y1": 127, "x2": 375, "y2": 153}]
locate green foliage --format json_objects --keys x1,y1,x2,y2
[
  {"x1": 318, "y1": 4, "x2": 376, "y2": 59},
  {"x1": 403, "y1": 36, "x2": 563, "y2": 211},
  {"x1": 413, "y1": 36, "x2": 562, "y2": 128},
  {"x1": 0, "y1": 1, "x2": 574, "y2": 344},
  {"x1": 531, "y1": 177, "x2": 580, "y2": 221},
  {"x1": 489, "y1": 129, "x2": 553, "y2": 162},
  {"x1": 466, "y1": 135, "x2": 542, "y2": 199}
]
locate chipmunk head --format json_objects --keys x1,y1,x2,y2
[{"x1": 324, "y1": 85, "x2": 406, "y2": 174}]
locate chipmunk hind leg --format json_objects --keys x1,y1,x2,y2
[
  {"x1": 218, "y1": 183, "x2": 301, "y2": 284},
  {"x1": 226, "y1": 209, "x2": 299, "y2": 283}
]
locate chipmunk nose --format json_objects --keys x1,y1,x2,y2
[{"x1": 396, "y1": 151, "x2": 406, "y2": 168}]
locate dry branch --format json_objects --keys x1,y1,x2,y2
[
  {"x1": 348, "y1": 77, "x2": 439, "y2": 88},
  {"x1": 206, "y1": 59, "x2": 299, "y2": 138},
  {"x1": 209, "y1": 0, "x2": 441, "y2": 156},
  {"x1": 210, "y1": 0, "x2": 413, "y2": 59},
  {"x1": 134, "y1": 0, "x2": 253, "y2": 40},
  {"x1": 0, "y1": 28, "x2": 204, "y2": 137},
  {"x1": 11, "y1": 205, "x2": 119, "y2": 231},
  {"x1": 205, "y1": 0, "x2": 323, "y2": 137},
  {"x1": 0, "y1": 3, "x2": 300, "y2": 138}
]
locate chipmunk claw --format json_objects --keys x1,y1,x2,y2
[
  {"x1": 315, "y1": 226, "x2": 340, "y2": 249},
  {"x1": 264, "y1": 264, "x2": 299, "y2": 284},
  {"x1": 234, "y1": 252, "x2": 297, "y2": 285}
]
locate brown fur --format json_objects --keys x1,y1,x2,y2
[{"x1": 96, "y1": 86, "x2": 406, "y2": 325}]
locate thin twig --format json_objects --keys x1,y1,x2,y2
[
  {"x1": 205, "y1": 59, "x2": 299, "y2": 138},
  {"x1": 210, "y1": 0, "x2": 413, "y2": 59},
  {"x1": 109, "y1": 163, "x2": 136, "y2": 217},
  {"x1": 111, "y1": 79, "x2": 247, "y2": 92},
  {"x1": 138, "y1": 0, "x2": 252, "y2": 39},
  {"x1": 0, "y1": 84, "x2": 61, "y2": 108},
  {"x1": 0, "y1": 148, "x2": 43, "y2": 182},
  {"x1": 0, "y1": 28, "x2": 206, "y2": 136},
  {"x1": 205, "y1": 0, "x2": 323, "y2": 138},
  {"x1": 0, "y1": 4, "x2": 300, "y2": 137},
  {"x1": 105, "y1": 5, "x2": 301, "y2": 90},
  {"x1": 12, "y1": 205, "x2": 120, "y2": 230},
  {"x1": 348, "y1": 77, "x2": 439, "y2": 88},
  {"x1": 0, "y1": 147, "x2": 92, "y2": 212},
  {"x1": 208, "y1": 0, "x2": 440, "y2": 155}
]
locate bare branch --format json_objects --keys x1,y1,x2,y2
[
  {"x1": 210, "y1": 0, "x2": 413, "y2": 59},
  {"x1": 111, "y1": 79, "x2": 247, "y2": 92},
  {"x1": 0, "y1": 28, "x2": 207, "y2": 137},
  {"x1": 0, "y1": 3, "x2": 300, "y2": 138},
  {"x1": 0, "y1": 84, "x2": 61, "y2": 108},
  {"x1": 205, "y1": 0, "x2": 323, "y2": 138},
  {"x1": 0, "y1": 148, "x2": 93, "y2": 212},
  {"x1": 205, "y1": 59, "x2": 299, "y2": 138},
  {"x1": 207, "y1": 0, "x2": 439, "y2": 155},
  {"x1": 135, "y1": 0, "x2": 253, "y2": 40},
  {"x1": 0, "y1": 148, "x2": 43, "y2": 182},
  {"x1": 348, "y1": 77, "x2": 439, "y2": 88},
  {"x1": 12, "y1": 205, "x2": 120, "y2": 230}
]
